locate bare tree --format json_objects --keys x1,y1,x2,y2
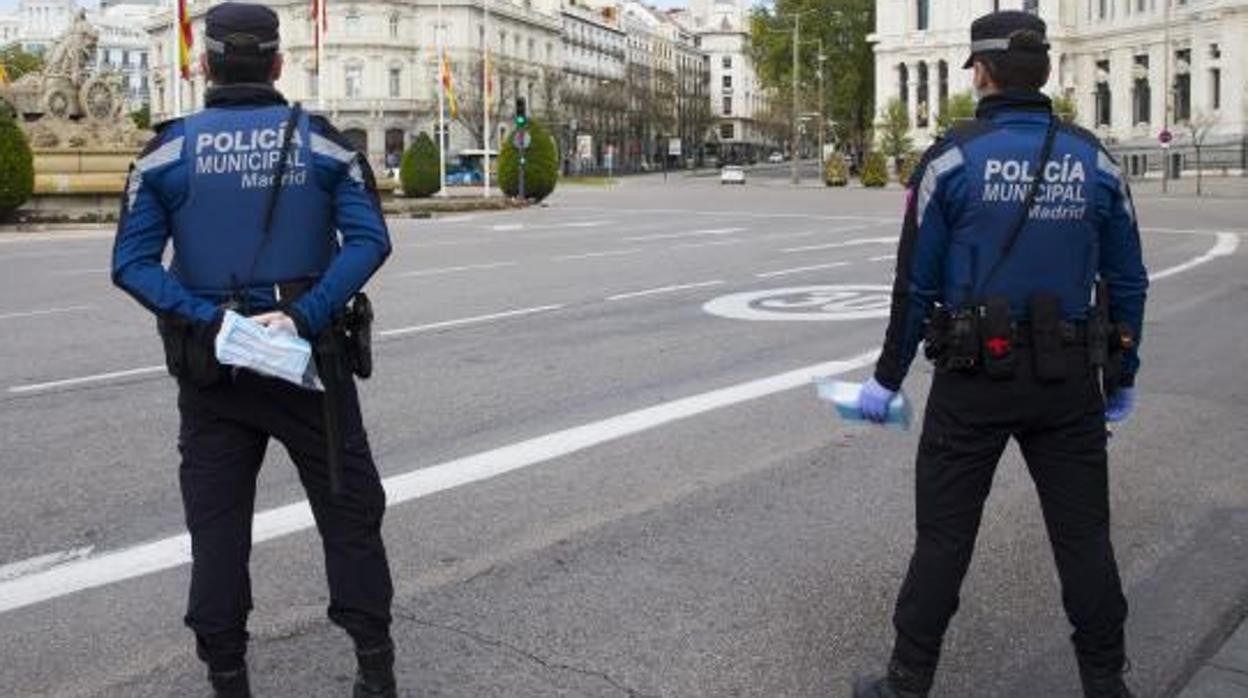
[{"x1": 1183, "y1": 111, "x2": 1218, "y2": 197}]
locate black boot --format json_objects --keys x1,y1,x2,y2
[
  {"x1": 353, "y1": 643, "x2": 397, "y2": 698},
  {"x1": 852, "y1": 659, "x2": 932, "y2": 698},
  {"x1": 1078, "y1": 665, "x2": 1135, "y2": 698},
  {"x1": 208, "y1": 666, "x2": 252, "y2": 698}
]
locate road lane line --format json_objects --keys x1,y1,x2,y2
[
  {"x1": 552, "y1": 248, "x2": 643, "y2": 261},
  {"x1": 562, "y1": 205, "x2": 895, "y2": 224},
  {"x1": 394, "y1": 261, "x2": 518, "y2": 278},
  {"x1": 8, "y1": 365, "x2": 166, "y2": 395},
  {"x1": 606, "y1": 280, "x2": 724, "y2": 301},
  {"x1": 0, "y1": 349, "x2": 879, "y2": 614},
  {"x1": 759, "y1": 231, "x2": 817, "y2": 241},
  {"x1": 624, "y1": 227, "x2": 745, "y2": 242},
  {"x1": 754, "y1": 262, "x2": 850, "y2": 278},
  {"x1": 0, "y1": 305, "x2": 92, "y2": 322},
  {"x1": 52, "y1": 268, "x2": 110, "y2": 276},
  {"x1": 0, "y1": 547, "x2": 94, "y2": 583},
  {"x1": 781, "y1": 236, "x2": 897, "y2": 253},
  {"x1": 1150, "y1": 232, "x2": 1239, "y2": 281},
  {"x1": 869, "y1": 255, "x2": 896, "y2": 263},
  {"x1": 558, "y1": 220, "x2": 612, "y2": 228},
  {"x1": 378, "y1": 305, "x2": 565, "y2": 337},
  {"x1": 672, "y1": 239, "x2": 745, "y2": 250},
  {"x1": 491, "y1": 223, "x2": 524, "y2": 231}
]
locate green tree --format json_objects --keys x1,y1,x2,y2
[
  {"x1": 1051, "y1": 93, "x2": 1077, "y2": 123},
  {"x1": 399, "y1": 132, "x2": 441, "y2": 198},
  {"x1": 499, "y1": 119, "x2": 559, "y2": 202},
  {"x1": 0, "y1": 107, "x2": 34, "y2": 221},
  {"x1": 897, "y1": 150, "x2": 922, "y2": 185},
  {"x1": 876, "y1": 98, "x2": 912, "y2": 162},
  {"x1": 750, "y1": 0, "x2": 875, "y2": 156},
  {"x1": 130, "y1": 105, "x2": 151, "y2": 130},
  {"x1": 935, "y1": 91, "x2": 976, "y2": 136},
  {"x1": 824, "y1": 154, "x2": 848, "y2": 186},
  {"x1": 0, "y1": 45, "x2": 44, "y2": 82},
  {"x1": 860, "y1": 151, "x2": 888, "y2": 187}
]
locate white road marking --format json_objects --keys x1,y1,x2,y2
[
  {"x1": 52, "y1": 268, "x2": 110, "y2": 276},
  {"x1": 1150, "y1": 232, "x2": 1239, "y2": 281},
  {"x1": 0, "y1": 249, "x2": 93, "y2": 261},
  {"x1": 1143, "y1": 227, "x2": 1248, "y2": 236},
  {"x1": 438, "y1": 215, "x2": 478, "y2": 224},
  {"x1": 394, "y1": 261, "x2": 518, "y2": 278},
  {"x1": 552, "y1": 248, "x2": 643, "y2": 261},
  {"x1": 781, "y1": 236, "x2": 897, "y2": 253},
  {"x1": 0, "y1": 305, "x2": 92, "y2": 322},
  {"x1": 0, "y1": 546, "x2": 94, "y2": 583},
  {"x1": 759, "y1": 231, "x2": 817, "y2": 241},
  {"x1": 558, "y1": 220, "x2": 611, "y2": 229},
  {"x1": 562, "y1": 205, "x2": 895, "y2": 224},
  {"x1": 8, "y1": 365, "x2": 166, "y2": 395},
  {"x1": 672, "y1": 239, "x2": 746, "y2": 250},
  {"x1": 624, "y1": 227, "x2": 745, "y2": 242},
  {"x1": 491, "y1": 223, "x2": 525, "y2": 231},
  {"x1": 754, "y1": 262, "x2": 850, "y2": 279},
  {"x1": 0, "y1": 231, "x2": 112, "y2": 244},
  {"x1": 606, "y1": 280, "x2": 724, "y2": 301},
  {"x1": 378, "y1": 305, "x2": 565, "y2": 338},
  {"x1": 400, "y1": 238, "x2": 495, "y2": 249},
  {"x1": 869, "y1": 255, "x2": 896, "y2": 263},
  {"x1": 0, "y1": 350, "x2": 878, "y2": 614}
]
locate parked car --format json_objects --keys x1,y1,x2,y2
[
  {"x1": 720, "y1": 165, "x2": 746, "y2": 185},
  {"x1": 768, "y1": 151, "x2": 785, "y2": 164},
  {"x1": 446, "y1": 165, "x2": 483, "y2": 186}
]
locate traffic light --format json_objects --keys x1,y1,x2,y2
[{"x1": 514, "y1": 97, "x2": 528, "y2": 129}]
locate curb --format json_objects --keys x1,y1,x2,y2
[{"x1": 1177, "y1": 615, "x2": 1248, "y2": 697}]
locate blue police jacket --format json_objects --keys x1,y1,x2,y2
[
  {"x1": 112, "y1": 84, "x2": 391, "y2": 338},
  {"x1": 875, "y1": 91, "x2": 1148, "y2": 391}
]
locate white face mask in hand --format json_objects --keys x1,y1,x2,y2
[{"x1": 214, "y1": 310, "x2": 323, "y2": 391}]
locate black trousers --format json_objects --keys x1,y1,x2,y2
[
  {"x1": 176, "y1": 370, "x2": 393, "y2": 673},
  {"x1": 891, "y1": 349, "x2": 1128, "y2": 679}
]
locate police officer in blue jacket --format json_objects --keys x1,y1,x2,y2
[
  {"x1": 852, "y1": 11, "x2": 1147, "y2": 698},
  {"x1": 112, "y1": 4, "x2": 396, "y2": 696}
]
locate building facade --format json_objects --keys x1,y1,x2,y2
[
  {"x1": 559, "y1": 1, "x2": 627, "y2": 170},
  {"x1": 149, "y1": 0, "x2": 562, "y2": 170},
  {"x1": 872, "y1": 0, "x2": 1248, "y2": 167}
]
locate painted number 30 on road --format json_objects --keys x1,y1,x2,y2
[{"x1": 703, "y1": 285, "x2": 893, "y2": 322}]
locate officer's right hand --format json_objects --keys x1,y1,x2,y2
[
  {"x1": 859, "y1": 377, "x2": 896, "y2": 424},
  {"x1": 1105, "y1": 387, "x2": 1136, "y2": 423}
]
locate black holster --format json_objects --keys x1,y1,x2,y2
[
  {"x1": 980, "y1": 297, "x2": 1016, "y2": 381},
  {"x1": 157, "y1": 313, "x2": 228, "y2": 388},
  {"x1": 926, "y1": 306, "x2": 980, "y2": 373},
  {"x1": 341, "y1": 292, "x2": 374, "y2": 380},
  {"x1": 1028, "y1": 294, "x2": 1069, "y2": 382}
]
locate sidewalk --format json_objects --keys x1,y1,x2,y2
[
  {"x1": 1178, "y1": 615, "x2": 1248, "y2": 697},
  {"x1": 1127, "y1": 175, "x2": 1248, "y2": 199}
]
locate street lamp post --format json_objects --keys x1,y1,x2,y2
[{"x1": 790, "y1": 12, "x2": 800, "y2": 185}]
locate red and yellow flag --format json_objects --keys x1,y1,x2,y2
[
  {"x1": 311, "y1": 0, "x2": 327, "y2": 69},
  {"x1": 0, "y1": 62, "x2": 10, "y2": 86},
  {"x1": 177, "y1": 0, "x2": 192, "y2": 80},
  {"x1": 441, "y1": 51, "x2": 458, "y2": 119}
]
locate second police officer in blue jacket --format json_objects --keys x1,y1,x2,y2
[
  {"x1": 111, "y1": 4, "x2": 396, "y2": 696},
  {"x1": 853, "y1": 11, "x2": 1147, "y2": 698}
]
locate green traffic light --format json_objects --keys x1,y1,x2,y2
[{"x1": 515, "y1": 116, "x2": 528, "y2": 128}]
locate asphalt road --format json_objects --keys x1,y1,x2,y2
[{"x1": 0, "y1": 178, "x2": 1244, "y2": 698}]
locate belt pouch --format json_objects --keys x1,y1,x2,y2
[
  {"x1": 980, "y1": 297, "x2": 1016, "y2": 380},
  {"x1": 924, "y1": 308, "x2": 951, "y2": 361},
  {"x1": 1028, "y1": 294, "x2": 1068, "y2": 382}
]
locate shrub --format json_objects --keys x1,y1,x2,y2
[
  {"x1": 897, "y1": 150, "x2": 923, "y2": 185},
  {"x1": 824, "y1": 155, "x2": 848, "y2": 187},
  {"x1": 861, "y1": 151, "x2": 888, "y2": 188},
  {"x1": 0, "y1": 108, "x2": 34, "y2": 220},
  {"x1": 498, "y1": 119, "x2": 558, "y2": 202},
  {"x1": 399, "y1": 131, "x2": 440, "y2": 198}
]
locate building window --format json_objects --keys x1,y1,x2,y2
[
  {"x1": 720, "y1": 122, "x2": 734, "y2": 140},
  {"x1": 937, "y1": 60, "x2": 948, "y2": 114},
  {"x1": 1095, "y1": 60, "x2": 1111, "y2": 127},
  {"x1": 308, "y1": 68, "x2": 319, "y2": 98},
  {"x1": 1174, "y1": 49, "x2": 1191, "y2": 122},
  {"x1": 722, "y1": 96, "x2": 731, "y2": 115},
  {"x1": 1023, "y1": 0, "x2": 1038, "y2": 13},
  {"x1": 389, "y1": 67, "x2": 401, "y2": 98},
  {"x1": 722, "y1": 74, "x2": 732, "y2": 89},
  {"x1": 345, "y1": 64, "x2": 363, "y2": 98},
  {"x1": 1098, "y1": 0, "x2": 1107, "y2": 19},
  {"x1": 916, "y1": 62, "x2": 929, "y2": 128},
  {"x1": 1132, "y1": 55, "x2": 1150, "y2": 125},
  {"x1": 389, "y1": 13, "x2": 399, "y2": 39},
  {"x1": 916, "y1": 0, "x2": 929, "y2": 30},
  {"x1": 1209, "y1": 43, "x2": 1221, "y2": 59},
  {"x1": 346, "y1": 9, "x2": 361, "y2": 36},
  {"x1": 898, "y1": 63, "x2": 909, "y2": 107},
  {"x1": 1210, "y1": 68, "x2": 1221, "y2": 110},
  {"x1": 722, "y1": 55, "x2": 731, "y2": 69}
]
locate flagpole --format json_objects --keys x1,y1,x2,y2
[
  {"x1": 436, "y1": 0, "x2": 447, "y2": 197},
  {"x1": 169, "y1": 0, "x2": 181, "y2": 117},
  {"x1": 482, "y1": 0, "x2": 490, "y2": 197},
  {"x1": 317, "y1": 0, "x2": 326, "y2": 112}
]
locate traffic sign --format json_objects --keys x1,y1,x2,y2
[
  {"x1": 513, "y1": 129, "x2": 532, "y2": 150},
  {"x1": 1159, "y1": 128, "x2": 1173, "y2": 145}
]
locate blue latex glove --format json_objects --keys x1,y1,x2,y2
[
  {"x1": 859, "y1": 377, "x2": 897, "y2": 424},
  {"x1": 1105, "y1": 387, "x2": 1135, "y2": 423}
]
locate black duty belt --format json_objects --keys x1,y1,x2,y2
[{"x1": 1009, "y1": 321, "x2": 1088, "y2": 347}]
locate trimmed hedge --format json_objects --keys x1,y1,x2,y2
[
  {"x1": 0, "y1": 108, "x2": 34, "y2": 220},
  {"x1": 861, "y1": 151, "x2": 888, "y2": 188},
  {"x1": 499, "y1": 119, "x2": 558, "y2": 202},
  {"x1": 824, "y1": 155, "x2": 848, "y2": 187},
  {"x1": 897, "y1": 151, "x2": 923, "y2": 185},
  {"x1": 399, "y1": 131, "x2": 441, "y2": 198}
]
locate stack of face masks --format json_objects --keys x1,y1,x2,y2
[{"x1": 214, "y1": 310, "x2": 322, "y2": 391}]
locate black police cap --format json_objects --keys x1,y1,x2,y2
[
  {"x1": 205, "y1": 2, "x2": 280, "y2": 56},
  {"x1": 964, "y1": 10, "x2": 1048, "y2": 69}
]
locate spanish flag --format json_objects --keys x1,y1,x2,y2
[
  {"x1": 177, "y1": 0, "x2": 192, "y2": 80},
  {"x1": 0, "y1": 62, "x2": 9, "y2": 86},
  {"x1": 441, "y1": 51, "x2": 458, "y2": 119}
]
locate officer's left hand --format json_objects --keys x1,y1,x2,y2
[
  {"x1": 252, "y1": 311, "x2": 298, "y2": 336},
  {"x1": 859, "y1": 377, "x2": 897, "y2": 424},
  {"x1": 1105, "y1": 387, "x2": 1135, "y2": 423}
]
